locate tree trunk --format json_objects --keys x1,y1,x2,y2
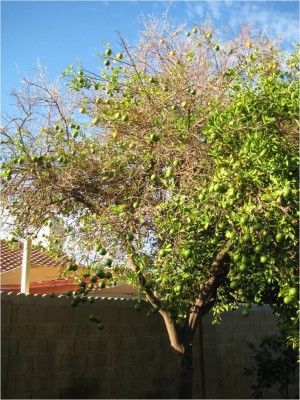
[
  {"x1": 176, "y1": 345, "x2": 194, "y2": 399},
  {"x1": 159, "y1": 250, "x2": 230, "y2": 398}
]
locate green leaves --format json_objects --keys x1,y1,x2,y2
[{"x1": 2, "y1": 16, "x2": 299, "y2": 339}]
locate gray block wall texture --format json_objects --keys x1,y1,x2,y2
[{"x1": 1, "y1": 291, "x2": 282, "y2": 399}]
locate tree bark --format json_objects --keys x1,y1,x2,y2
[
  {"x1": 176, "y1": 345, "x2": 194, "y2": 399},
  {"x1": 160, "y1": 249, "x2": 230, "y2": 399}
]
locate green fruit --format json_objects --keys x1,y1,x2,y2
[
  {"x1": 150, "y1": 174, "x2": 158, "y2": 181},
  {"x1": 97, "y1": 322, "x2": 104, "y2": 330},
  {"x1": 165, "y1": 167, "x2": 174, "y2": 178},
  {"x1": 105, "y1": 48, "x2": 112, "y2": 56},
  {"x1": 90, "y1": 275, "x2": 98, "y2": 283},
  {"x1": 242, "y1": 309, "x2": 249, "y2": 317},
  {"x1": 114, "y1": 112, "x2": 121, "y2": 119},
  {"x1": 283, "y1": 187, "x2": 291, "y2": 197},
  {"x1": 67, "y1": 264, "x2": 78, "y2": 271},
  {"x1": 214, "y1": 183, "x2": 226, "y2": 193},
  {"x1": 134, "y1": 303, "x2": 142, "y2": 311},
  {"x1": 283, "y1": 296, "x2": 292, "y2": 305},
  {"x1": 88, "y1": 297, "x2": 95, "y2": 303},
  {"x1": 233, "y1": 253, "x2": 241, "y2": 263},
  {"x1": 241, "y1": 255, "x2": 249, "y2": 264},
  {"x1": 198, "y1": 193, "x2": 205, "y2": 202},
  {"x1": 87, "y1": 283, "x2": 94, "y2": 289},
  {"x1": 121, "y1": 114, "x2": 129, "y2": 122},
  {"x1": 253, "y1": 223, "x2": 263, "y2": 231},
  {"x1": 79, "y1": 107, "x2": 86, "y2": 114},
  {"x1": 183, "y1": 249, "x2": 192, "y2": 258},
  {"x1": 98, "y1": 247, "x2": 107, "y2": 256},
  {"x1": 244, "y1": 302, "x2": 252, "y2": 309},
  {"x1": 230, "y1": 281, "x2": 238, "y2": 290},
  {"x1": 92, "y1": 117, "x2": 100, "y2": 125},
  {"x1": 98, "y1": 281, "x2": 106, "y2": 289},
  {"x1": 173, "y1": 159, "x2": 180, "y2": 167},
  {"x1": 96, "y1": 269, "x2": 106, "y2": 279},
  {"x1": 105, "y1": 271, "x2": 112, "y2": 279},
  {"x1": 103, "y1": 258, "x2": 112, "y2": 266},
  {"x1": 74, "y1": 296, "x2": 81, "y2": 303},
  {"x1": 185, "y1": 31, "x2": 191, "y2": 36},
  {"x1": 236, "y1": 273, "x2": 242, "y2": 281},
  {"x1": 276, "y1": 233, "x2": 284, "y2": 242},
  {"x1": 174, "y1": 285, "x2": 182, "y2": 293},
  {"x1": 239, "y1": 264, "x2": 247, "y2": 272},
  {"x1": 116, "y1": 53, "x2": 123, "y2": 60},
  {"x1": 104, "y1": 59, "x2": 110, "y2": 66},
  {"x1": 89, "y1": 314, "x2": 97, "y2": 321},
  {"x1": 95, "y1": 244, "x2": 101, "y2": 252},
  {"x1": 260, "y1": 255, "x2": 268, "y2": 264},
  {"x1": 242, "y1": 233, "x2": 252, "y2": 243},
  {"x1": 254, "y1": 244, "x2": 262, "y2": 253},
  {"x1": 213, "y1": 45, "x2": 220, "y2": 51},
  {"x1": 72, "y1": 131, "x2": 79, "y2": 138},
  {"x1": 192, "y1": 27, "x2": 198, "y2": 33},
  {"x1": 289, "y1": 287, "x2": 298, "y2": 297}
]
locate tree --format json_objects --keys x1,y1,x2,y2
[{"x1": 1, "y1": 17, "x2": 299, "y2": 398}]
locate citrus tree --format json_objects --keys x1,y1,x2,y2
[{"x1": 1, "y1": 17, "x2": 299, "y2": 398}]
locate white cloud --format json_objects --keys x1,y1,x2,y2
[
  {"x1": 183, "y1": 1, "x2": 299, "y2": 46},
  {"x1": 232, "y1": 3, "x2": 298, "y2": 44}
]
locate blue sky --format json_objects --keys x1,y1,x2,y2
[{"x1": 1, "y1": 1, "x2": 299, "y2": 111}]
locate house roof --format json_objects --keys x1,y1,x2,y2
[
  {"x1": 0, "y1": 240, "x2": 68, "y2": 273},
  {"x1": 1, "y1": 280, "x2": 136, "y2": 296},
  {"x1": 0, "y1": 240, "x2": 137, "y2": 297}
]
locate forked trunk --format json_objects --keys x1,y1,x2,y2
[{"x1": 156, "y1": 251, "x2": 229, "y2": 398}]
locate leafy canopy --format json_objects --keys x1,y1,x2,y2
[{"x1": 1, "y1": 18, "x2": 299, "y2": 343}]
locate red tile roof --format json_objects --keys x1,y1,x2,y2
[
  {"x1": 0, "y1": 279, "x2": 76, "y2": 294},
  {"x1": 0, "y1": 240, "x2": 69, "y2": 273}
]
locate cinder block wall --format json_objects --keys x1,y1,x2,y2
[{"x1": 1, "y1": 292, "x2": 280, "y2": 399}]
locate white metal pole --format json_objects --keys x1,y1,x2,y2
[{"x1": 21, "y1": 238, "x2": 32, "y2": 293}]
